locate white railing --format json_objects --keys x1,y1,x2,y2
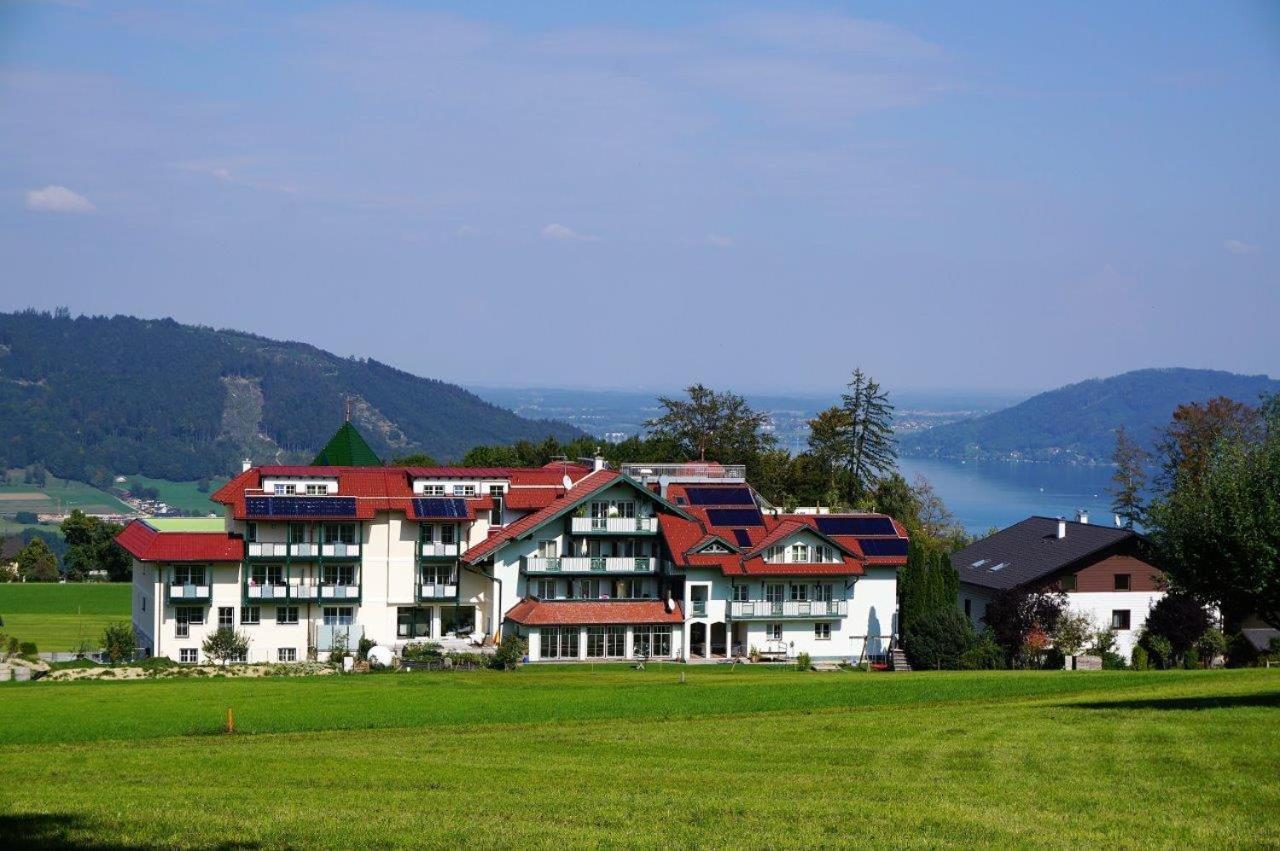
[
  {"x1": 247, "y1": 542, "x2": 288, "y2": 558},
  {"x1": 246, "y1": 584, "x2": 288, "y2": 600},
  {"x1": 168, "y1": 584, "x2": 210, "y2": 599},
  {"x1": 571, "y1": 516, "x2": 657, "y2": 533},
  {"x1": 321, "y1": 542, "x2": 360, "y2": 558},
  {"x1": 619, "y1": 463, "x2": 746, "y2": 482},
  {"x1": 420, "y1": 542, "x2": 459, "y2": 557},
  {"x1": 730, "y1": 600, "x2": 848, "y2": 618},
  {"x1": 289, "y1": 584, "x2": 319, "y2": 600},
  {"x1": 319, "y1": 584, "x2": 360, "y2": 600},
  {"x1": 292, "y1": 543, "x2": 319, "y2": 557},
  {"x1": 559, "y1": 556, "x2": 655, "y2": 573},
  {"x1": 418, "y1": 583, "x2": 458, "y2": 599}
]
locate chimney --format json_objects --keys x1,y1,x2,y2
[
  {"x1": 593, "y1": 454, "x2": 606, "y2": 473},
  {"x1": 1076, "y1": 509, "x2": 1089, "y2": 525},
  {"x1": 1115, "y1": 514, "x2": 1123, "y2": 528},
  {"x1": 242, "y1": 458, "x2": 252, "y2": 473},
  {"x1": 1056, "y1": 518, "x2": 1067, "y2": 539}
]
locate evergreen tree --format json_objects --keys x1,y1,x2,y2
[
  {"x1": 841, "y1": 368, "x2": 897, "y2": 503},
  {"x1": 1110, "y1": 426, "x2": 1148, "y2": 529}
]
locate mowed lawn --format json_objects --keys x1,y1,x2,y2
[
  {"x1": 0, "y1": 583, "x2": 130, "y2": 652},
  {"x1": 0, "y1": 668, "x2": 1277, "y2": 848}
]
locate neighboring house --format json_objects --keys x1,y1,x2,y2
[
  {"x1": 0, "y1": 535, "x2": 22, "y2": 580},
  {"x1": 115, "y1": 424, "x2": 908, "y2": 664},
  {"x1": 953, "y1": 514, "x2": 1162, "y2": 658}
]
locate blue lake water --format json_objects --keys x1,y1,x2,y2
[{"x1": 897, "y1": 457, "x2": 1119, "y2": 534}]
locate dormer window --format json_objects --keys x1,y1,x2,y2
[
  {"x1": 274, "y1": 483, "x2": 297, "y2": 495},
  {"x1": 305, "y1": 483, "x2": 327, "y2": 496},
  {"x1": 421, "y1": 484, "x2": 446, "y2": 496},
  {"x1": 453, "y1": 484, "x2": 477, "y2": 497}
]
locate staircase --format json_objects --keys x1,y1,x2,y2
[{"x1": 889, "y1": 649, "x2": 912, "y2": 672}]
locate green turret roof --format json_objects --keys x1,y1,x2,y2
[{"x1": 313, "y1": 422, "x2": 382, "y2": 467}]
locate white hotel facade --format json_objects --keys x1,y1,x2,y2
[{"x1": 119, "y1": 429, "x2": 907, "y2": 665}]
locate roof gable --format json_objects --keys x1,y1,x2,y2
[
  {"x1": 952, "y1": 516, "x2": 1144, "y2": 591},
  {"x1": 312, "y1": 422, "x2": 382, "y2": 467}
]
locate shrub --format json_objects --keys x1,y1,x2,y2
[
  {"x1": 1225, "y1": 631, "x2": 1260, "y2": 667},
  {"x1": 444, "y1": 651, "x2": 485, "y2": 668},
  {"x1": 1052, "y1": 611, "x2": 1095, "y2": 656},
  {"x1": 18, "y1": 641, "x2": 37, "y2": 656},
  {"x1": 1088, "y1": 629, "x2": 1118, "y2": 657},
  {"x1": 201, "y1": 628, "x2": 250, "y2": 666},
  {"x1": 958, "y1": 630, "x2": 1005, "y2": 670},
  {"x1": 1131, "y1": 645, "x2": 1149, "y2": 670},
  {"x1": 794, "y1": 651, "x2": 812, "y2": 671},
  {"x1": 1183, "y1": 648, "x2": 1201, "y2": 669},
  {"x1": 1099, "y1": 651, "x2": 1127, "y2": 670},
  {"x1": 904, "y1": 609, "x2": 976, "y2": 670},
  {"x1": 356, "y1": 636, "x2": 376, "y2": 662},
  {"x1": 490, "y1": 634, "x2": 528, "y2": 670},
  {"x1": 401, "y1": 641, "x2": 444, "y2": 661},
  {"x1": 1143, "y1": 634, "x2": 1174, "y2": 669},
  {"x1": 1144, "y1": 592, "x2": 1211, "y2": 663},
  {"x1": 1196, "y1": 628, "x2": 1227, "y2": 667},
  {"x1": 102, "y1": 621, "x2": 136, "y2": 665}
]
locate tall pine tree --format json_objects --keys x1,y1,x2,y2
[{"x1": 841, "y1": 368, "x2": 898, "y2": 504}]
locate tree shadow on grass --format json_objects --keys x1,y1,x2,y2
[
  {"x1": 0, "y1": 813, "x2": 260, "y2": 850},
  {"x1": 1067, "y1": 692, "x2": 1280, "y2": 711}
]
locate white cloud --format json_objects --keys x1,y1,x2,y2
[
  {"x1": 541, "y1": 223, "x2": 599, "y2": 242},
  {"x1": 705, "y1": 233, "x2": 734, "y2": 248},
  {"x1": 25, "y1": 185, "x2": 94, "y2": 213},
  {"x1": 1225, "y1": 239, "x2": 1258, "y2": 255}
]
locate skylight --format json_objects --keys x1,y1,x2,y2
[
  {"x1": 989, "y1": 562, "x2": 1007, "y2": 572},
  {"x1": 971, "y1": 559, "x2": 987, "y2": 568}
]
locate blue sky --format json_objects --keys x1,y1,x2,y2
[{"x1": 1, "y1": 1, "x2": 1277, "y2": 395}]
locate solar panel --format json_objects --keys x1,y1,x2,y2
[
  {"x1": 731, "y1": 528, "x2": 751, "y2": 547},
  {"x1": 413, "y1": 497, "x2": 469, "y2": 519},
  {"x1": 245, "y1": 496, "x2": 357, "y2": 517},
  {"x1": 858, "y1": 538, "x2": 909, "y2": 557},
  {"x1": 706, "y1": 508, "x2": 764, "y2": 527},
  {"x1": 816, "y1": 516, "x2": 896, "y2": 536},
  {"x1": 684, "y1": 486, "x2": 755, "y2": 507}
]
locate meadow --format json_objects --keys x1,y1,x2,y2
[
  {"x1": 0, "y1": 667, "x2": 1277, "y2": 848},
  {"x1": 0, "y1": 583, "x2": 130, "y2": 652},
  {"x1": 0, "y1": 469, "x2": 132, "y2": 516},
  {"x1": 120, "y1": 475, "x2": 228, "y2": 515}
]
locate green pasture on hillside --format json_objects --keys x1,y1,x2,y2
[
  {"x1": 0, "y1": 583, "x2": 130, "y2": 652},
  {"x1": 0, "y1": 469, "x2": 132, "y2": 516},
  {"x1": 0, "y1": 668, "x2": 1277, "y2": 847},
  {"x1": 120, "y1": 475, "x2": 227, "y2": 515}
]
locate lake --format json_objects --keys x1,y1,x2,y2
[{"x1": 898, "y1": 457, "x2": 1120, "y2": 534}]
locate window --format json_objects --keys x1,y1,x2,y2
[
  {"x1": 542, "y1": 626, "x2": 579, "y2": 659},
  {"x1": 533, "y1": 579, "x2": 558, "y2": 599},
  {"x1": 763, "y1": 545, "x2": 784, "y2": 563},
  {"x1": 814, "y1": 584, "x2": 833, "y2": 603},
  {"x1": 305, "y1": 483, "x2": 327, "y2": 495},
  {"x1": 764, "y1": 583, "x2": 784, "y2": 603},
  {"x1": 453, "y1": 484, "x2": 477, "y2": 497},
  {"x1": 251, "y1": 564, "x2": 283, "y2": 586},
  {"x1": 790, "y1": 584, "x2": 809, "y2": 602},
  {"x1": 441, "y1": 605, "x2": 476, "y2": 636},
  {"x1": 815, "y1": 623, "x2": 831, "y2": 641},
  {"x1": 816, "y1": 545, "x2": 833, "y2": 563},
  {"x1": 1060, "y1": 575, "x2": 1078, "y2": 592},
  {"x1": 274, "y1": 483, "x2": 297, "y2": 495},
  {"x1": 732, "y1": 585, "x2": 750, "y2": 602},
  {"x1": 964, "y1": 598, "x2": 972, "y2": 618},
  {"x1": 179, "y1": 648, "x2": 198, "y2": 664},
  {"x1": 397, "y1": 606, "x2": 433, "y2": 639},
  {"x1": 1114, "y1": 574, "x2": 1131, "y2": 591},
  {"x1": 323, "y1": 523, "x2": 356, "y2": 544},
  {"x1": 633, "y1": 627, "x2": 670, "y2": 658},
  {"x1": 606, "y1": 626, "x2": 626, "y2": 657},
  {"x1": 240, "y1": 606, "x2": 260, "y2": 625},
  {"x1": 489, "y1": 485, "x2": 504, "y2": 526},
  {"x1": 277, "y1": 606, "x2": 299, "y2": 625},
  {"x1": 323, "y1": 606, "x2": 354, "y2": 626},
  {"x1": 440, "y1": 525, "x2": 455, "y2": 545},
  {"x1": 612, "y1": 578, "x2": 649, "y2": 599},
  {"x1": 172, "y1": 565, "x2": 206, "y2": 586},
  {"x1": 537, "y1": 540, "x2": 558, "y2": 559},
  {"x1": 421, "y1": 563, "x2": 455, "y2": 586},
  {"x1": 175, "y1": 607, "x2": 204, "y2": 638},
  {"x1": 790, "y1": 543, "x2": 811, "y2": 563},
  {"x1": 421, "y1": 484, "x2": 446, "y2": 496},
  {"x1": 323, "y1": 564, "x2": 356, "y2": 586},
  {"x1": 288, "y1": 523, "x2": 307, "y2": 544},
  {"x1": 586, "y1": 626, "x2": 606, "y2": 658},
  {"x1": 278, "y1": 647, "x2": 297, "y2": 662},
  {"x1": 420, "y1": 524, "x2": 434, "y2": 544},
  {"x1": 1111, "y1": 610, "x2": 1132, "y2": 631},
  {"x1": 572, "y1": 579, "x2": 604, "y2": 599},
  {"x1": 766, "y1": 623, "x2": 783, "y2": 642},
  {"x1": 218, "y1": 607, "x2": 234, "y2": 628},
  {"x1": 245, "y1": 522, "x2": 258, "y2": 543}
]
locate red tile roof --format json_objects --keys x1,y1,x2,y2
[
  {"x1": 116, "y1": 521, "x2": 243, "y2": 562},
  {"x1": 504, "y1": 598, "x2": 684, "y2": 626},
  {"x1": 504, "y1": 487, "x2": 564, "y2": 510},
  {"x1": 461, "y1": 470, "x2": 620, "y2": 563}
]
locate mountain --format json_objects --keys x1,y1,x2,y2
[
  {"x1": 900, "y1": 368, "x2": 1280, "y2": 464},
  {"x1": 0, "y1": 310, "x2": 583, "y2": 482}
]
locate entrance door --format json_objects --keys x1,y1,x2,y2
[{"x1": 690, "y1": 622, "x2": 707, "y2": 658}]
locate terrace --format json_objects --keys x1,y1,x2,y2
[
  {"x1": 730, "y1": 600, "x2": 848, "y2": 619},
  {"x1": 525, "y1": 556, "x2": 657, "y2": 574},
  {"x1": 570, "y1": 516, "x2": 658, "y2": 534}
]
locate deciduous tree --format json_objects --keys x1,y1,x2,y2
[{"x1": 646, "y1": 384, "x2": 775, "y2": 463}]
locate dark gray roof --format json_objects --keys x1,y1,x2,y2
[
  {"x1": 953, "y1": 516, "x2": 1139, "y2": 591},
  {"x1": 0, "y1": 535, "x2": 24, "y2": 560}
]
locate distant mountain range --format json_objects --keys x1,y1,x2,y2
[
  {"x1": 0, "y1": 311, "x2": 582, "y2": 482},
  {"x1": 901, "y1": 368, "x2": 1280, "y2": 464}
]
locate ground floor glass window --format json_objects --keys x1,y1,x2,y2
[
  {"x1": 441, "y1": 605, "x2": 476, "y2": 636},
  {"x1": 542, "y1": 626, "x2": 579, "y2": 659},
  {"x1": 397, "y1": 606, "x2": 433, "y2": 639}
]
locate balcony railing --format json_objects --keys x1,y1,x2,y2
[
  {"x1": 244, "y1": 583, "x2": 289, "y2": 601},
  {"x1": 526, "y1": 556, "x2": 655, "y2": 573},
  {"x1": 730, "y1": 600, "x2": 848, "y2": 619},
  {"x1": 619, "y1": 463, "x2": 746, "y2": 482},
  {"x1": 321, "y1": 542, "x2": 361, "y2": 559},
  {"x1": 570, "y1": 516, "x2": 658, "y2": 534},
  {"x1": 289, "y1": 584, "x2": 319, "y2": 601},
  {"x1": 319, "y1": 583, "x2": 361, "y2": 601},
  {"x1": 690, "y1": 599, "x2": 707, "y2": 617},
  {"x1": 246, "y1": 542, "x2": 322, "y2": 559},
  {"x1": 420, "y1": 542, "x2": 460, "y2": 558},
  {"x1": 167, "y1": 583, "x2": 211, "y2": 602},
  {"x1": 417, "y1": 583, "x2": 458, "y2": 600}
]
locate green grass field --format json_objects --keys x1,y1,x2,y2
[
  {"x1": 0, "y1": 668, "x2": 1277, "y2": 847},
  {"x1": 0, "y1": 583, "x2": 130, "y2": 652},
  {"x1": 120, "y1": 475, "x2": 227, "y2": 515},
  {"x1": 0, "y1": 469, "x2": 132, "y2": 516}
]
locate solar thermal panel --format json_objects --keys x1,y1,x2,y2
[
  {"x1": 684, "y1": 486, "x2": 755, "y2": 507},
  {"x1": 857, "y1": 538, "x2": 909, "y2": 557},
  {"x1": 706, "y1": 508, "x2": 764, "y2": 527},
  {"x1": 413, "y1": 497, "x2": 469, "y2": 518},
  {"x1": 731, "y1": 528, "x2": 752, "y2": 547},
  {"x1": 816, "y1": 516, "x2": 896, "y2": 536}
]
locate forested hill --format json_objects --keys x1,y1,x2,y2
[
  {"x1": 0, "y1": 311, "x2": 583, "y2": 482},
  {"x1": 901, "y1": 368, "x2": 1280, "y2": 464}
]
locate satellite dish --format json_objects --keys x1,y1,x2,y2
[
  {"x1": 665, "y1": 596, "x2": 675, "y2": 613},
  {"x1": 562, "y1": 474, "x2": 573, "y2": 490},
  {"x1": 368, "y1": 645, "x2": 394, "y2": 669}
]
